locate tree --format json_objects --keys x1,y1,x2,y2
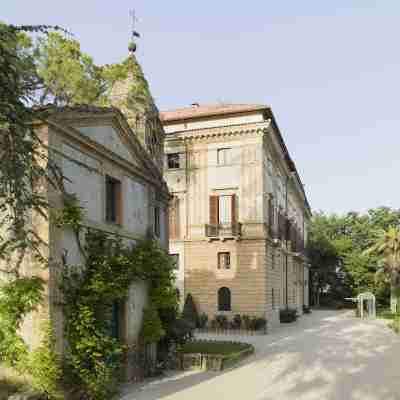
[
  {"x1": 182, "y1": 293, "x2": 199, "y2": 328},
  {"x1": 307, "y1": 212, "x2": 342, "y2": 306},
  {"x1": 307, "y1": 208, "x2": 400, "y2": 308},
  {"x1": 0, "y1": 23, "x2": 63, "y2": 273},
  {"x1": 33, "y1": 32, "x2": 131, "y2": 106},
  {"x1": 365, "y1": 227, "x2": 400, "y2": 313}
]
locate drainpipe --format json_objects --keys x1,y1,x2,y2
[
  {"x1": 285, "y1": 175, "x2": 289, "y2": 309},
  {"x1": 184, "y1": 137, "x2": 189, "y2": 239}
]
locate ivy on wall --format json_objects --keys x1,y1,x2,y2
[{"x1": 61, "y1": 226, "x2": 178, "y2": 400}]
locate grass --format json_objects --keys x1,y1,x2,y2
[
  {"x1": 377, "y1": 308, "x2": 397, "y2": 320},
  {"x1": 180, "y1": 340, "x2": 251, "y2": 356}
]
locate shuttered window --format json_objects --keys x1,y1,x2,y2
[
  {"x1": 169, "y1": 196, "x2": 180, "y2": 239},
  {"x1": 209, "y1": 196, "x2": 219, "y2": 225},
  {"x1": 210, "y1": 195, "x2": 237, "y2": 225}
]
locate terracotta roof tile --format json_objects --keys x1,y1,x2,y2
[{"x1": 160, "y1": 103, "x2": 269, "y2": 122}]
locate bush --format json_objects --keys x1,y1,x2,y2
[
  {"x1": 140, "y1": 304, "x2": 165, "y2": 344},
  {"x1": 182, "y1": 294, "x2": 199, "y2": 328},
  {"x1": 231, "y1": 314, "x2": 242, "y2": 329},
  {"x1": 280, "y1": 308, "x2": 298, "y2": 323},
  {"x1": 198, "y1": 313, "x2": 208, "y2": 329},
  {"x1": 303, "y1": 305, "x2": 311, "y2": 314},
  {"x1": 242, "y1": 315, "x2": 251, "y2": 330},
  {"x1": 253, "y1": 317, "x2": 267, "y2": 331},
  {"x1": 210, "y1": 318, "x2": 218, "y2": 330},
  {"x1": 215, "y1": 315, "x2": 229, "y2": 329}
]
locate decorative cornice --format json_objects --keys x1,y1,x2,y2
[{"x1": 166, "y1": 121, "x2": 271, "y2": 143}]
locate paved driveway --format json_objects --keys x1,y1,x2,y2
[{"x1": 121, "y1": 310, "x2": 400, "y2": 400}]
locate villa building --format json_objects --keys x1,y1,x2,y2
[{"x1": 161, "y1": 104, "x2": 311, "y2": 327}]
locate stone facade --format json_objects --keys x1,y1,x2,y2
[
  {"x1": 4, "y1": 105, "x2": 169, "y2": 381},
  {"x1": 162, "y1": 104, "x2": 311, "y2": 328}
]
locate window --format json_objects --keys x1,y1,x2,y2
[
  {"x1": 169, "y1": 196, "x2": 180, "y2": 239},
  {"x1": 218, "y1": 252, "x2": 230, "y2": 269},
  {"x1": 272, "y1": 288, "x2": 275, "y2": 310},
  {"x1": 154, "y1": 206, "x2": 160, "y2": 237},
  {"x1": 105, "y1": 176, "x2": 122, "y2": 224},
  {"x1": 217, "y1": 148, "x2": 231, "y2": 165},
  {"x1": 218, "y1": 287, "x2": 231, "y2": 311},
  {"x1": 167, "y1": 153, "x2": 181, "y2": 169},
  {"x1": 209, "y1": 195, "x2": 237, "y2": 226},
  {"x1": 171, "y1": 254, "x2": 179, "y2": 270},
  {"x1": 218, "y1": 195, "x2": 232, "y2": 224}
]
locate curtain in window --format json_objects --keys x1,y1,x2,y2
[{"x1": 219, "y1": 195, "x2": 232, "y2": 224}]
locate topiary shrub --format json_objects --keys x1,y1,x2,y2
[
  {"x1": 215, "y1": 315, "x2": 228, "y2": 329},
  {"x1": 210, "y1": 318, "x2": 218, "y2": 330},
  {"x1": 140, "y1": 303, "x2": 165, "y2": 345},
  {"x1": 231, "y1": 314, "x2": 242, "y2": 329},
  {"x1": 280, "y1": 308, "x2": 298, "y2": 323},
  {"x1": 198, "y1": 313, "x2": 208, "y2": 329},
  {"x1": 242, "y1": 315, "x2": 251, "y2": 330},
  {"x1": 182, "y1": 294, "x2": 199, "y2": 329}
]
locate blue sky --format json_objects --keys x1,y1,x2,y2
[{"x1": 4, "y1": 1, "x2": 400, "y2": 214}]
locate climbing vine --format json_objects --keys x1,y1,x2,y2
[
  {"x1": 61, "y1": 229, "x2": 178, "y2": 400},
  {"x1": 54, "y1": 193, "x2": 84, "y2": 232}
]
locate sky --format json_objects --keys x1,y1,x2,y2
[{"x1": 3, "y1": 1, "x2": 400, "y2": 214}]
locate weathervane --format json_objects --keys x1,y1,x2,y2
[{"x1": 128, "y1": 9, "x2": 141, "y2": 53}]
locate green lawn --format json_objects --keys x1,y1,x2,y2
[
  {"x1": 180, "y1": 341, "x2": 251, "y2": 356},
  {"x1": 377, "y1": 308, "x2": 396, "y2": 320}
]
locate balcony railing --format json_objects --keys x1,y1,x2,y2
[{"x1": 205, "y1": 223, "x2": 242, "y2": 238}]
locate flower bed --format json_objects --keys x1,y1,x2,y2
[{"x1": 179, "y1": 340, "x2": 254, "y2": 372}]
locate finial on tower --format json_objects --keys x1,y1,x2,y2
[{"x1": 128, "y1": 9, "x2": 141, "y2": 54}]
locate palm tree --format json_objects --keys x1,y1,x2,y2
[{"x1": 365, "y1": 226, "x2": 400, "y2": 313}]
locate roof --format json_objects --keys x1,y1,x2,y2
[{"x1": 160, "y1": 103, "x2": 269, "y2": 122}]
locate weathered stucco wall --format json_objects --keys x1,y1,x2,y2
[{"x1": 77, "y1": 125, "x2": 135, "y2": 164}]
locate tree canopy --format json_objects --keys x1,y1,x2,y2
[{"x1": 308, "y1": 207, "x2": 400, "y2": 306}]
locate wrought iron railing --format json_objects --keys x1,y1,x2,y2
[{"x1": 205, "y1": 223, "x2": 242, "y2": 237}]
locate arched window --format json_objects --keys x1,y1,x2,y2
[{"x1": 218, "y1": 287, "x2": 231, "y2": 311}]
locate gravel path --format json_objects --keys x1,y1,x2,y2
[{"x1": 121, "y1": 310, "x2": 400, "y2": 400}]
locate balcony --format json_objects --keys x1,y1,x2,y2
[{"x1": 205, "y1": 223, "x2": 242, "y2": 239}]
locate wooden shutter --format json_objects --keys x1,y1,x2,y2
[
  {"x1": 209, "y1": 196, "x2": 219, "y2": 225},
  {"x1": 169, "y1": 197, "x2": 180, "y2": 239},
  {"x1": 231, "y1": 194, "x2": 237, "y2": 225}
]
